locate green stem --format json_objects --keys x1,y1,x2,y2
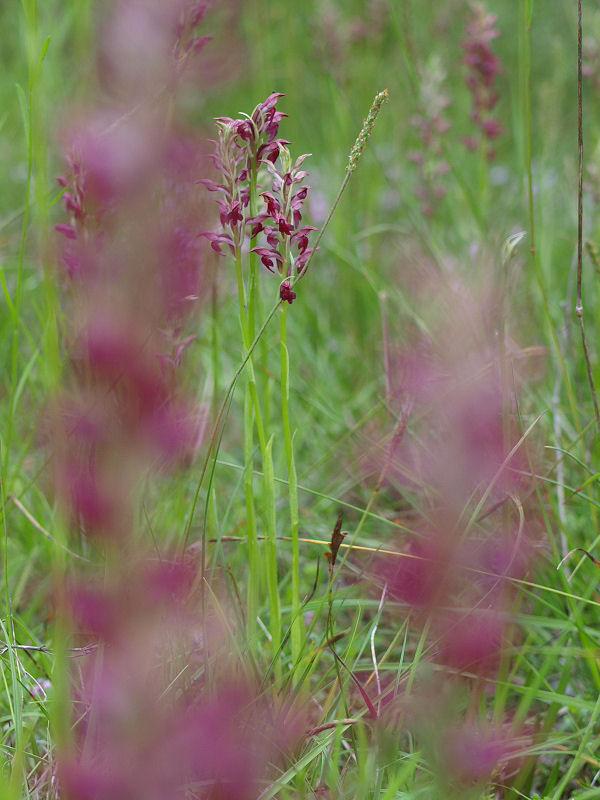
[
  {"x1": 280, "y1": 303, "x2": 303, "y2": 675},
  {"x1": 235, "y1": 240, "x2": 268, "y2": 648},
  {"x1": 244, "y1": 386, "x2": 258, "y2": 642},
  {"x1": 248, "y1": 159, "x2": 258, "y2": 339},
  {"x1": 235, "y1": 239, "x2": 266, "y2": 452},
  {"x1": 211, "y1": 262, "x2": 220, "y2": 420},
  {"x1": 264, "y1": 436, "x2": 281, "y2": 682},
  {"x1": 519, "y1": 0, "x2": 582, "y2": 448}
]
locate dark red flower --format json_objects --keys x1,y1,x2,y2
[
  {"x1": 276, "y1": 215, "x2": 294, "y2": 236},
  {"x1": 291, "y1": 226, "x2": 317, "y2": 254},
  {"x1": 250, "y1": 246, "x2": 283, "y2": 272},
  {"x1": 261, "y1": 192, "x2": 281, "y2": 217},
  {"x1": 279, "y1": 280, "x2": 296, "y2": 304}
]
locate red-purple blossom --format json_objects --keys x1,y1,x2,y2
[
  {"x1": 60, "y1": 678, "x2": 304, "y2": 800},
  {"x1": 277, "y1": 214, "x2": 295, "y2": 236},
  {"x1": 72, "y1": 116, "x2": 158, "y2": 206},
  {"x1": 279, "y1": 280, "x2": 297, "y2": 304},
  {"x1": 144, "y1": 398, "x2": 204, "y2": 463},
  {"x1": 295, "y1": 246, "x2": 317, "y2": 273},
  {"x1": 217, "y1": 198, "x2": 243, "y2": 228},
  {"x1": 245, "y1": 214, "x2": 267, "y2": 238},
  {"x1": 155, "y1": 333, "x2": 196, "y2": 371},
  {"x1": 199, "y1": 95, "x2": 316, "y2": 295},
  {"x1": 250, "y1": 246, "x2": 283, "y2": 272},
  {"x1": 291, "y1": 225, "x2": 317, "y2": 254},
  {"x1": 263, "y1": 224, "x2": 280, "y2": 249},
  {"x1": 258, "y1": 138, "x2": 289, "y2": 163},
  {"x1": 68, "y1": 584, "x2": 122, "y2": 643},
  {"x1": 62, "y1": 192, "x2": 84, "y2": 218},
  {"x1": 481, "y1": 116, "x2": 503, "y2": 139},
  {"x1": 261, "y1": 192, "x2": 281, "y2": 216}
]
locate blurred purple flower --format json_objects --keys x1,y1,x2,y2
[
  {"x1": 441, "y1": 722, "x2": 518, "y2": 785},
  {"x1": 462, "y1": 2, "x2": 505, "y2": 157},
  {"x1": 436, "y1": 607, "x2": 504, "y2": 677}
]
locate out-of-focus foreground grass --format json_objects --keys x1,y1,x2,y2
[{"x1": 2, "y1": 1, "x2": 600, "y2": 798}]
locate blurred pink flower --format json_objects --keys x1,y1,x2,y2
[{"x1": 441, "y1": 721, "x2": 519, "y2": 785}]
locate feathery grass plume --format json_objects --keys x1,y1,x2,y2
[{"x1": 346, "y1": 89, "x2": 389, "y2": 173}]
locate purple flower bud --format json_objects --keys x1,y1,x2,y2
[{"x1": 293, "y1": 185, "x2": 309, "y2": 202}]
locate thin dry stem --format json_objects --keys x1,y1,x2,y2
[{"x1": 576, "y1": 0, "x2": 600, "y2": 435}]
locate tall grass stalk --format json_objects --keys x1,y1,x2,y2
[
  {"x1": 575, "y1": 0, "x2": 600, "y2": 435},
  {"x1": 518, "y1": 0, "x2": 582, "y2": 446},
  {"x1": 0, "y1": 2, "x2": 46, "y2": 790}
]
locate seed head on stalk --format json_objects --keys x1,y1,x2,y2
[{"x1": 346, "y1": 88, "x2": 389, "y2": 173}]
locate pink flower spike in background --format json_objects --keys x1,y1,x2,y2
[{"x1": 462, "y1": 1, "x2": 504, "y2": 159}]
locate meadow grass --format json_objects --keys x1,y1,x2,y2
[{"x1": 2, "y1": 1, "x2": 600, "y2": 798}]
